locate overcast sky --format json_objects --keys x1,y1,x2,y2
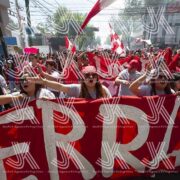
[{"x1": 10, "y1": 0, "x2": 125, "y2": 44}]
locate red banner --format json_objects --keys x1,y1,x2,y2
[
  {"x1": 0, "y1": 95, "x2": 180, "y2": 179},
  {"x1": 24, "y1": 47, "x2": 39, "y2": 54}
]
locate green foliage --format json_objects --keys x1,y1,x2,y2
[
  {"x1": 35, "y1": 5, "x2": 100, "y2": 50},
  {"x1": 36, "y1": 22, "x2": 49, "y2": 34},
  {"x1": 50, "y1": 6, "x2": 98, "y2": 50}
]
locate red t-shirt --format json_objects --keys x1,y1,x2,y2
[{"x1": 32, "y1": 63, "x2": 47, "y2": 75}]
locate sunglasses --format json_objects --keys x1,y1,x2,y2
[
  {"x1": 158, "y1": 75, "x2": 167, "y2": 79},
  {"x1": 46, "y1": 62, "x2": 55, "y2": 66},
  {"x1": 20, "y1": 77, "x2": 28, "y2": 84},
  {"x1": 84, "y1": 73, "x2": 97, "y2": 79}
]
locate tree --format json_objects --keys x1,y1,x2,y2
[
  {"x1": 49, "y1": 6, "x2": 98, "y2": 50},
  {"x1": 36, "y1": 22, "x2": 49, "y2": 35}
]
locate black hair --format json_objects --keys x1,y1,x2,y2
[
  {"x1": 20, "y1": 73, "x2": 42, "y2": 98},
  {"x1": 79, "y1": 77, "x2": 106, "y2": 99},
  {"x1": 29, "y1": 54, "x2": 38, "y2": 59},
  {"x1": 0, "y1": 86, "x2": 4, "y2": 95},
  {"x1": 150, "y1": 81, "x2": 172, "y2": 95}
]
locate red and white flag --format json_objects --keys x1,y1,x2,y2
[
  {"x1": 65, "y1": 36, "x2": 76, "y2": 54},
  {"x1": 109, "y1": 23, "x2": 125, "y2": 55},
  {"x1": 80, "y1": 0, "x2": 118, "y2": 31}
]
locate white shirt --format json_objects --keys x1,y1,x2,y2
[
  {"x1": 47, "y1": 71, "x2": 61, "y2": 93},
  {"x1": 0, "y1": 74, "x2": 7, "y2": 94},
  {"x1": 118, "y1": 69, "x2": 141, "y2": 96}
]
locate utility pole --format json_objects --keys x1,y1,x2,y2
[
  {"x1": 0, "y1": 27, "x2": 8, "y2": 58},
  {"x1": 25, "y1": 0, "x2": 32, "y2": 46},
  {"x1": 15, "y1": 0, "x2": 25, "y2": 49}
]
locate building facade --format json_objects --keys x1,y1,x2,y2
[
  {"x1": 0, "y1": 0, "x2": 10, "y2": 55},
  {"x1": 144, "y1": 1, "x2": 180, "y2": 49},
  {"x1": 0, "y1": 0, "x2": 10, "y2": 35}
]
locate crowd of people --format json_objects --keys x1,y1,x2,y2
[{"x1": 0, "y1": 46, "x2": 180, "y2": 112}]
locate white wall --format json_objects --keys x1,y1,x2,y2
[{"x1": 11, "y1": 30, "x2": 21, "y2": 47}]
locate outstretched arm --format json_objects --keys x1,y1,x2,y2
[
  {"x1": 129, "y1": 63, "x2": 151, "y2": 95},
  {"x1": 27, "y1": 77, "x2": 70, "y2": 94},
  {"x1": 0, "y1": 94, "x2": 23, "y2": 105},
  {"x1": 42, "y1": 71, "x2": 60, "y2": 81},
  {"x1": 37, "y1": 64, "x2": 60, "y2": 81}
]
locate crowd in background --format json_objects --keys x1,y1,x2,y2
[{"x1": 0, "y1": 46, "x2": 180, "y2": 112}]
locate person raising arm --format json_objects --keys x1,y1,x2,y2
[
  {"x1": 130, "y1": 64, "x2": 175, "y2": 96},
  {"x1": 129, "y1": 72, "x2": 148, "y2": 96},
  {"x1": 115, "y1": 60, "x2": 141, "y2": 96},
  {"x1": 27, "y1": 66, "x2": 111, "y2": 99}
]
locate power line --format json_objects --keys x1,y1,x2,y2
[
  {"x1": 32, "y1": 0, "x2": 54, "y2": 13},
  {"x1": 17, "y1": 0, "x2": 180, "y2": 28},
  {"x1": 38, "y1": 0, "x2": 57, "y2": 8},
  {"x1": 26, "y1": 11, "x2": 180, "y2": 16},
  {"x1": 31, "y1": 0, "x2": 53, "y2": 16}
]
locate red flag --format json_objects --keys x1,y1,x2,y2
[
  {"x1": 109, "y1": 24, "x2": 125, "y2": 55},
  {"x1": 65, "y1": 36, "x2": 76, "y2": 54},
  {"x1": 80, "y1": 0, "x2": 118, "y2": 31}
]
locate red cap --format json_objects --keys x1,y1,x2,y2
[
  {"x1": 81, "y1": 65, "x2": 97, "y2": 74},
  {"x1": 127, "y1": 60, "x2": 139, "y2": 70}
]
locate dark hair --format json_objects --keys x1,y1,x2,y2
[
  {"x1": 79, "y1": 78, "x2": 106, "y2": 99},
  {"x1": 150, "y1": 81, "x2": 172, "y2": 95},
  {"x1": 0, "y1": 86, "x2": 4, "y2": 95},
  {"x1": 29, "y1": 54, "x2": 38, "y2": 59},
  {"x1": 20, "y1": 83, "x2": 42, "y2": 98},
  {"x1": 46, "y1": 60, "x2": 57, "y2": 69},
  {"x1": 20, "y1": 73, "x2": 42, "y2": 98},
  {"x1": 170, "y1": 73, "x2": 180, "y2": 91}
]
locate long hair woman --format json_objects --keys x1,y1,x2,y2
[
  {"x1": 79, "y1": 66, "x2": 111, "y2": 98},
  {"x1": 27, "y1": 66, "x2": 112, "y2": 99},
  {"x1": 0, "y1": 71, "x2": 55, "y2": 109},
  {"x1": 130, "y1": 66, "x2": 175, "y2": 96},
  {"x1": 20, "y1": 72, "x2": 55, "y2": 100}
]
